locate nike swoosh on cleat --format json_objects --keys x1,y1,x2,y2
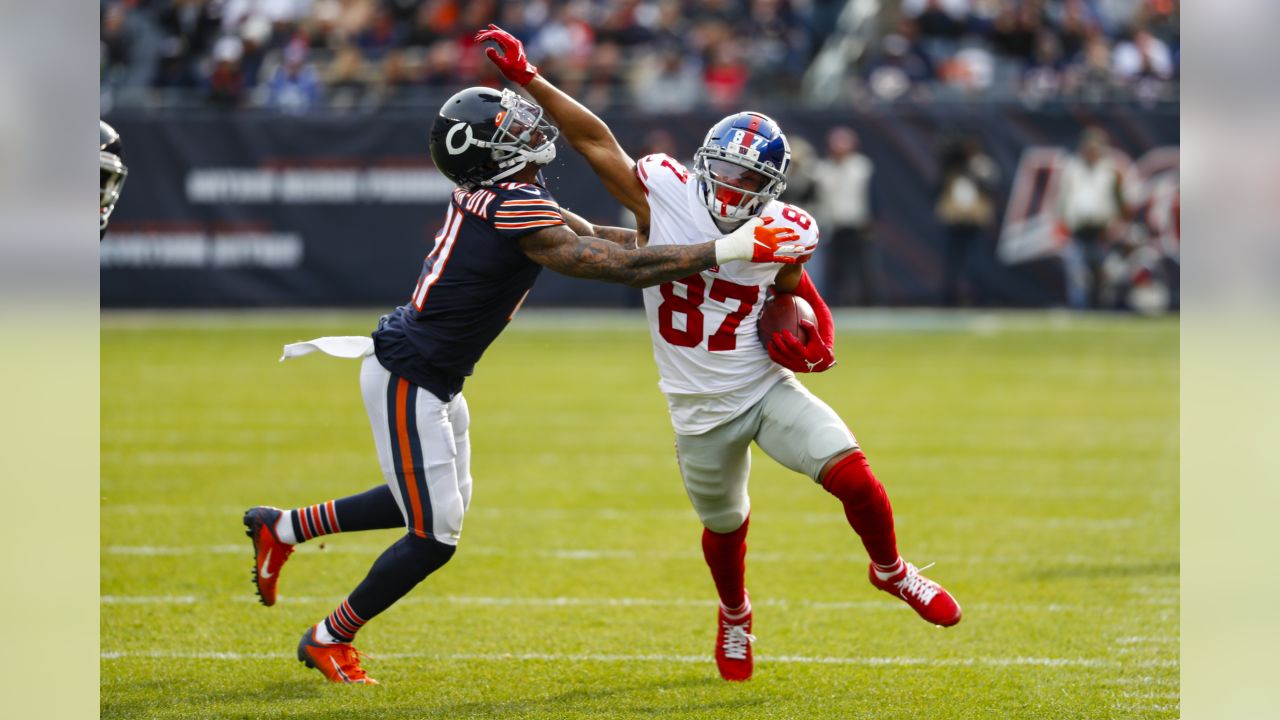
[
  {"x1": 331, "y1": 657, "x2": 351, "y2": 683},
  {"x1": 259, "y1": 548, "x2": 274, "y2": 579}
]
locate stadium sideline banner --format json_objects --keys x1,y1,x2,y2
[{"x1": 101, "y1": 107, "x2": 1177, "y2": 308}]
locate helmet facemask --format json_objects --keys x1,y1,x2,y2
[
  {"x1": 100, "y1": 151, "x2": 128, "y2": 231},
  {"x1": 694, "y1": 144, "x2": 788, "y2": 222}
]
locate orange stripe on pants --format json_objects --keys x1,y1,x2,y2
[{"x1": 395, "y1": 379, "x2": 427, "y2": 537}]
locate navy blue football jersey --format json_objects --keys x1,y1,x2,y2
[{"x1": 372, "y1": 181, "x2": 565, "y2": 401}]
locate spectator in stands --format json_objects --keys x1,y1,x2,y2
[
  {"x1": 631, "y1": 47, "x2": 702, "y2": 112},
  {"x1": 814, "y1": 127, "x2": 880, "y2": 306},
  {"x1": 935, "y1": 134, "x2": 999, "y2": 307},
  {"x1": 154, "y1": 0, "x2": 222, "y2": 88},
  {"x1": 1056, "y1": 127, "x2": 1130, "y2": 309},
  {"x1": 703, "y1": 41, "x2": 750, "y2": 109},
  {"x1": 324, "y1": 43, "x2": 376, "y2": 112},
  {"x1": 265, "y1": 41, "x2": 322, "y2": 114},
  {"x1": 99, "y1": 0, "x2": 1176, "y2": 112},
  {"x1": 207, "y1": 35, "x2": 247, "y2": 108},
  {"x1": 1111, "y1": 24, "x2": 1174, "y2": 104},
  {"x1": 865, "y1": 21, "x2": 935, "y2": 101}
]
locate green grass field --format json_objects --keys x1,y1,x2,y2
[{"x1": 101, "y1": 310, "x2": 1178, "y2": 719}]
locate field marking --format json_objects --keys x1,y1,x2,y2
[
  {"x1": 99, "y1": 503, "x2": 1151, "y2": 530},
  {"x1": 101, "y1": 543, "x2": 1177, "y2": 572},
  {"x1": 98, "y1": 649, "x2": 1178, "y2": 669},
  {"x1": 99, "y1": 593, "x2": 1177, "y2": 616},
  {"x1": 100, "y1": 308, "x2": 1176, "y2": 335}
]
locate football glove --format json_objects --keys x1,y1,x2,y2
[
  {"x1": 768, "y1": 319, "x2": 836, "y2": 373},
  {"x1": 476, "y1": 24, "x2": 539, "y2": 86}
]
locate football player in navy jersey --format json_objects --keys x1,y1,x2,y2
[{"x1": 242, "y1": 86, "x2": 810, "y2": 684}]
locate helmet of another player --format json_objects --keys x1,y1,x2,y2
[
  {"x1": 100, "y1": 120, "x2": 128, "y2": 234},
  {"x1": 429, "y1": 87, "x2": 558, "y2": 190},
  {"x1": 693, "y1": 112, "x2": 790, "y2": 222}
]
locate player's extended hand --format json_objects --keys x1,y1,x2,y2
[
  {"x1": 476, "y1": 24, "x2": 538, "y2": 86},
  {"x1": 768, "y1": 319, "x2": 836, "y2": 373},
  {"x1": 714, "y1": 217, "x2": 812, "y2": 265},
  {"x1": 752, "y1": 216, "x2": 811, "y2": 264}
]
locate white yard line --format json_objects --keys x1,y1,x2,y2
[
  {"x1": 98, "y1": 648, "x2": 1178, "y2": 669},
  {"x1": 100, "y1": 503, "x2": 1149, "y2": 530},
  {"x1": 99, "y1": 593, "x2": 1175, "y2": 616},
  {"x1": 101, "y1": 543, "x2": 1176, "y2": 571}
]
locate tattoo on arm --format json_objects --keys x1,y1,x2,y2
[
  {"x1": 519, "y1": 225, "x2": 713, "y2": 288},
  {"x1": 559, "y1": 207, "x2": 638, "y2": 249}
]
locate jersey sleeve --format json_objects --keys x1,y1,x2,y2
[
  {"x1": 487, "y1": 183, "x2": 566, "y2": 239},
  {"x1": 771, "y1": 203, "x2": 821, "y2": 259},
  {"x1": 635, "y1": 153, "x2": 691, "y2": 213}
]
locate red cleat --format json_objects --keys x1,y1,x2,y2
[
  {"x1": 296, "y1": 627, "x2": 378, "y2": 684},
  {"x1": 243, "y1": 506, "x2": 294, "y2": 606},
  {"x1": 714, "y1": 593, "x2": 755, "y2": 681},
  {"x1": 869, "y1": 561, "x2": 962, "y2": 627}
]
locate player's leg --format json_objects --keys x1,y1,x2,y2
[
  {"x1": 244, "y1": 486, "x2": 403, "y2": 606},
  {"x1": 676, "y1": 412, "x2": 758, "y2": 680},
  {"x1": 753, "y1": 377, "x2": 961, "y2": 627},
  {"x1": 297, "y1": 356, "x2": 467, "y2": 684}
]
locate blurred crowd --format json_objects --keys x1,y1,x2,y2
[
  {"x1": 100, "y1": 0, "x2": 1178, "y2": 113},
  {"x1": 869, "y1": 0, "x2": 1179, "y2": 105}
]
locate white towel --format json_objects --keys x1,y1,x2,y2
[{"x1": 280, "y1": 336, "x2": 375, "y2": 362}]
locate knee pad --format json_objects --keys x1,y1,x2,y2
[
  {"x1": 822, "y1": 451, "x2": 881, "y2": 506},
  {"x1": 687, "y1": 487, "x2": 750, "y2": 534},
  {"x1": 700, "y1": 506, "x2": 750, "y2": 535}
]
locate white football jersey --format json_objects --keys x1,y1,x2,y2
[{"x1": 635, "y1": 153, "x2": 821, "y2": 434}]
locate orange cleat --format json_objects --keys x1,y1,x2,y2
[
  {"x1": 296, "y1": 627, "x2": 378, "y2": 684},
  {"x1": 869, "y1": 561, "x2": 962, "y2": 627},
  {"x1": 243, "y1": 506, "x2": 294, "y2": 606},
  {"x1": 714, "y1": 592, "x2": 755, "y2": 681}
]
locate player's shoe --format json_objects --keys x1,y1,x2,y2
[
  {"x1": 714, "y1": 593, "x2": 755, "y2": 681},
  {"x1": 243, "y1": 506, "x2": 294, "y2": 606},
  {"x1": 296, "y1": 626, "x2": 378, "y2": 684},
  {"x1": 869, "y1": 561, "x2": 962, "y2": 627}
]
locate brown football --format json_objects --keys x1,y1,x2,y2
[{"x1": 758, "y1": 293, "x2": 817, "y2": 349}]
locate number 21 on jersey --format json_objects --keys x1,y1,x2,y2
[{"x1": 658, "y1": 275, "x2": 759, "y2": 352}]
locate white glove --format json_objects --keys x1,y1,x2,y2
[
  {"x1": 713, "y1": 217, "x2": 765, "y2": 264},
  {"x1": 713, "y1": 216, "x2": 810, "y2": 265}
]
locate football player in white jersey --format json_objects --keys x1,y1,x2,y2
[{"x1": 480, "y1": 25, "x2": 961, "y2": 682}]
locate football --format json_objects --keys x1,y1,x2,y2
[{"x1": 758, "y1": 293, "x2": 817, "y2": 349}]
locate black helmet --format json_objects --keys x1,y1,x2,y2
[
  {"x1": 429, "y1": 87, "x2": 558, "y2": 190},
  {"x1": 100, "y1": 120, "x2": 128, "y2": 234}
]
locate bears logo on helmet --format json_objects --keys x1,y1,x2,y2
[{"x1": 429, "y1": 87, "x2": 558, "y2": 190}]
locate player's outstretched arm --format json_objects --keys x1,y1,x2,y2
[
  {"x1": 476, "y1": 24, "x2": 650, "y2": 229},
  {"x1": 519, "y1": 218, "x2": 808, "y2": 288},
  {"x1": 559, "y1": 206, "x2": 642, "y2": 249}
]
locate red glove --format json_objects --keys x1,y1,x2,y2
[
  {"x1": 475, "y1": 24, "x2": 538, "y2": 86},
  {"x1": 768, "y1": 319, "x2": 836, "y2": 373}
]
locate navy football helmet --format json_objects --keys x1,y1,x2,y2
[
  {"x1": 693, "y1": 112, "x2": 791, "y2": 222},
  {"x1": 100, "y1": 120, "x2": 128, "y2": 234},
  {"x1": 430, "y1": 87, "x2": 558, "y2": 190}
]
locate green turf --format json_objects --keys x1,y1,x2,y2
[{"x1": 101, "y1": 311, "x2": 1178, "y2": 719}]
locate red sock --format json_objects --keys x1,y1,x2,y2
[
  {"x1": 701, "y1": 516, "x2": 749, "y2": 610},
  {"x1": 822, "y1": 451, "x2": 899, "y2": 567}
]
